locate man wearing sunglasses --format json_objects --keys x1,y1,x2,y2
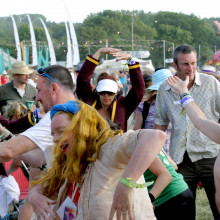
[
  {"x1": 0, "y1": 64, "x2": 76, "y2": 219},
  {"x1": 0, "y1": 61, "x2": 38, "y2": 115}
]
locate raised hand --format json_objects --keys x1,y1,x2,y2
[
  {"x1": 110, "y1": 51, "x2": 131, "y2": 62},
  {"x1": 92, "y1": 48, "x2": 122, "y2": 60},
  {"x1": 166, "y1": 76, "x2": 189, "y2": 95}
]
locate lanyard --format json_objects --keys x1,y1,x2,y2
[{"x1": 92, "y1": 100, "x2": 117, "y2": 122}]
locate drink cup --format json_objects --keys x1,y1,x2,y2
[{"x1": 26, "y1": 100, "x2": 35, "y2": 110}]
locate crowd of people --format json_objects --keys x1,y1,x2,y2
[{"x1": 0, "y1": 21, "x2": 220, "y2": 220}]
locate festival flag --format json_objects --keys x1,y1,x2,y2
[
  {"x1": 10, "y1": 15, "x2": 22, "y2": 61},
  {"x1": 62, "y1": 0, "x2": 80, "y2": 65},
  {"x1": 65, "y1": 22, "x2": 73, "y2": 68},
  {"x1": 27, "y1": 15, "x2": 38, "y2": 66},
  {"x1": 39, "y1": 18, "x2": 56, "y2": 65}
]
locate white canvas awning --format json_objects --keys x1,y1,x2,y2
[{"x1": 95, "y1": 58, "x2": 154, "y2": 75}]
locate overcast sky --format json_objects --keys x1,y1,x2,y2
[{"x1": 0, "y1": 0, "x2": 220, "y2": 23}]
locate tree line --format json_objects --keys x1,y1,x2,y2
[{"x1": 0, "y1": 10, "x2": 220, "y2": 68}]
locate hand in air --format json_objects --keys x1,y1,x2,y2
[
  {"x1": 110, "y1": 52, "x2": 131, "y2": 62},
  {"x1": 166, "y1": 76, "x2": 189, "y2": 94}
]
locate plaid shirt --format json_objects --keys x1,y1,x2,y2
[{"x1": 154, "y1": 71, "x2": 220, "y2": 164}]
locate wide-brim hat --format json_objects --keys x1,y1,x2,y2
[
  {"x1": 201, "y1": 65, "x2": 216, "y2": 74},
  {"x1": 8, "y1": 61, "x2": 33, "y2": 75},
  {"x1": 147, "y1": 68, "x2": 172, "y2": 91},
  {"x1": 96, "y1": 79, "x2": 118, "y2": 93}
]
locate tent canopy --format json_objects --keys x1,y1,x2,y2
[{"x1": 95, "y1": 58, "x2": 154, "y2": 75}]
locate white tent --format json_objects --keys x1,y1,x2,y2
[{"x1": 95, "y1": 58, "x2": 154, "y2": 75}]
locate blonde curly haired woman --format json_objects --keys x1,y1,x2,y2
[{"x1": 30, "y1": 100, "x2": 166, "y2": 220}]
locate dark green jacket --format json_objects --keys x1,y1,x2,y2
[{"x1": 0, "y1": 81, "x2": 38, "y2": 114}]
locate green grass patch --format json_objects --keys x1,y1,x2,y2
[{"x1": 196, "y1": 187, "x2": 214, "y2": 220}]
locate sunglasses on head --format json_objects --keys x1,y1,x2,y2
[
  {"x1": 98, "y1": 91, "x2": 115, "y2": 96},
  {"x1": 37, "y1": 67, "x2": 56, "y2": 83}
]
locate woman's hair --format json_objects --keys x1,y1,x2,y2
[
  {"x1": 3, "y1": 101, "x2": 28, "y2": 120},
  {"x1": 96, "y1": 72, "x2": 116, "y2": 85},
  {"x1": 32, "y1": 101, "x2": 122, "y2": 198},
  {"x1": 142, "y1": 73, "x2": 152, "y2": 89},
  {"x1": 147, "y1": 90, "x2": 158, "y2": 104}
]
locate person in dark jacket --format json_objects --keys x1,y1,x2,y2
[
  {"x1": 76, "y1": 48, "x2": 145, "y2": 132},
  {"x1": 0, "y1": 61, "x2": 38, "y2": 115}
]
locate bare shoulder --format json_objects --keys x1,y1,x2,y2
[{"x1": 139, "y1": 129, "x2": 166, "y2": 139}]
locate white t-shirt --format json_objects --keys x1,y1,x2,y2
[
  {"x1": 16, "y1": 88, "x2": 25, "y2": 97},
  {"x1": 21, "y1": 111, "x2": 53, "y2": 167}
]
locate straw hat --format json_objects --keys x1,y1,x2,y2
[
  {"x1": 200, "y1": 65, "x2": 220, "y2": 80},
  {"x1": 8, "y1": 61, "x2": 33, "y2": 75},
  {"x1": 147, "y1": 68, "x2": 172, "y2": 91},
  {"x1": 201, "y1": 65, "x2": 216, "y2": 74}
]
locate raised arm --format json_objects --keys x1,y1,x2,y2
[
  {"x1": 167, "y1": 75, "x2": 220, "y2": 144},
  {"x1": 111, "y1": 52, "x2": 145, "y2": 116},
  {"x1": 76, "y1": 48, "x2": 121, "y2": 102},
  {"x1": 92, "y1": 48, "x2": 122, "y2": 60},
  {"x1": 109, "y1": 129, "x2": 166, "y2": 219}
]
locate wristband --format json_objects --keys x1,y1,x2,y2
[
  {"x1": 28, "y1": 112, "x2": 35, "y2": 126},
  {"x1": 182, "y1": 98, "x2": 194, "y2": 108},
  {"x1": 1, "y1": 134, "x2": 13, "y2": 142},
  {"x1": 29, "y1": 109, "x2": 42, "y2": 125},
  {"x1": 127, "y1": 56, "x2": 135, "y2": 65},
  {"x1": 149, "y1": 192, "x2": 155, "y2": 203},
  {"x1": 34, "y1": 109, "x2": 41, "y2": 122},
  {"x1": 181, "y1": 96, "x2": 192, "y2": 105},
  {"x1": 0, "y1": 128, "x2": 8, "y2": 140},
  {"x1": 180, "y1": 93, "x2": 190, "y2": 100},
  {"x1": 120, "y1": 177, "x2": 154, "y2": 188}
]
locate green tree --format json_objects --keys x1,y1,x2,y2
[
  {"x1": 157, "y1": 24, "x2": 192, "y2": 45},
  {"x1": 1, "y1": 11, "x2": 220, "y2": 67}
]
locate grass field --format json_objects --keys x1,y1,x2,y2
[{"x1": 196, "y1": 187, "x2": 214, "y2": 220}]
